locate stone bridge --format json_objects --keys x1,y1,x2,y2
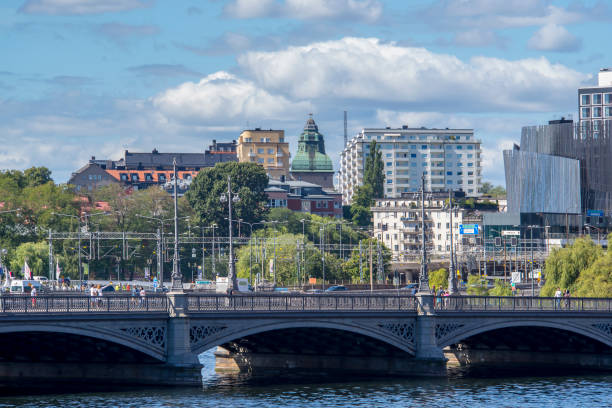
[{"x1": 0, "y1": 293, "x2": 610, "y2": 386}]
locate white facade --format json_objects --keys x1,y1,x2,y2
[
  {"x1": 578, "y1": 69, "x2": 612, "y2": 133},
  {"x1": 340, "y1": 126, "x2": 482, "y2": 204},
  {"x1": 372, "y1": 197, "x2": 471, "y2": 263}
]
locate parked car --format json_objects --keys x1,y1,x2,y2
[{"x1": 325, "y1": 285, "x2": 348, "y2": 292}]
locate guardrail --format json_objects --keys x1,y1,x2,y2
[
  {"x1": 0, "y1": 295, "x2": 168, "y2": 313},
  {"x1": 434, "y1": 296, "x2": 612, "y2": 312},
  {"x1": 186, "y1": 294, "x2": 419, "y2": 312}
]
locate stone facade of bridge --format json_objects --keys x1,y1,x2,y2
[{"x1": 0, "y1": 293, "x2": 610, "y2": 386}]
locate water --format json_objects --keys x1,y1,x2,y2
[{"x1": 0, "y1": 351, "x2": 610, "y2": 407}]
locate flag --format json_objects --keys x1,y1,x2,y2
[
  {"x1": 23, "y1": 260, "x2": 31, "y2": 280},
  {"x1": 56, "y1": 260, "x2": 61, "y2": 280}
]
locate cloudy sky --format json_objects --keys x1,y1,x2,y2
[{"x1": 1, "y1": 0, "x2": 610, "y2": 185}]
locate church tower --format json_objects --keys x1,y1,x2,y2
[{"x1": 290, "y1": 114, "x2": 335, "y2": 189}]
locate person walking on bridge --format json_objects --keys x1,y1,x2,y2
[
  {"x1": 30, "y1": 285, "x2": 37, "y2": 308},
  {"x1": 554, "y1": 287, "x2": 562, "y2": 308}
]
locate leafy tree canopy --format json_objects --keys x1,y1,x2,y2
[
  {"x1": 363, "y1": 140, "x2": 385, "y2": 199},
  {"x1": 186, "y1": 162, "x2": 269, "y2": 236}
]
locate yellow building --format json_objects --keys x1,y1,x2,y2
[{"x1": 237, "y1": 128, "x2": 290, "y2": 180}]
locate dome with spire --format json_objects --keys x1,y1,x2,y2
[{"x1": 290, "y1": 114, "x2": 333, "y2": 172}]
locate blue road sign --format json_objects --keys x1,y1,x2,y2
[{"x1": 459, "y1": 224, "x2": 479, "y2": 235}]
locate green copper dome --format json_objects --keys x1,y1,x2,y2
[{"x1": 290, "y1": 115, "x2": 334, "y2": 172}]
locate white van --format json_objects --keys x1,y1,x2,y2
[
  {"x1": 10, "y1": 280, "x2": 43, "y2": 294},
  {"x1": 215, "y1": 277, "x2": 250, "y2": 293}
]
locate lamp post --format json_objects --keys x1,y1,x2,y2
[
  {"x1": 446, "y1": 189, "x2": 458, "y2": 295},
  {"x1": 220, "y1": 175, "x2": 240, "y2": 293},
  {"x1": 584, "y1": 223, "x2": 601, "y2": 243},
  {"x1": 170, "y1": 158, "x2": 183, "y2": 291},
  {"x1": 417, "y1": 175, "x2": 430, "y2": 294}
]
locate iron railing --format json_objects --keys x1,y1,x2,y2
[
  {"x1": 186, "y1": 294, "x2": 419, "y2": 312},
  {"x1": 0, "y1": 295, "x2": 168, "y2": 313},
  {"x1": 434, "y1": 295, "x2": 612, "y2": 312}
]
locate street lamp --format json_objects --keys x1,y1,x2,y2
[
  {"x1": 220, "y1": 175, "x2": 240, "y2": 293},
  {"x1": 443, "y1": 189, "x2": 459, "y2": 295},
  {"x1": 584, "y1": 223, "x2": 601, "y2": 243}
]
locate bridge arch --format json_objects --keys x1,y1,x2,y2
[
  {"x1": 191, "y1": 319, "x2": 416, "y2": 357},
  {"x1": 0, "y1": 323, "x2": 166, "y2": 362},
  {"x1": 438, "y1": 319, "x2": 612, "y2": 349}
]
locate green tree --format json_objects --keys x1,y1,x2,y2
[
  {"x1": 350, "y1": 184, "x2": 374, "y2": 226},
  {"x1": 186, "y1": 162, "x2": 269, "y2": 236},
  {"x1": 24, "y1": 167, "x2": 53, "y2": 187},
  {"x1": 429, "y1": 268, "x2": 448, "y2": 290},
  {"x1": 489, "y1": 280, "x2": 513, "y2": 296},
  {"x1": 10, "y1": 241, "x2": 49, "y2": 278},
  {"x1": 466, "y1": 274, "x2": 489, "y2": 295},
  {"x1": 342, "y1": 238, "x2": 391, "y2": 282},
  {"x1": 573, "y1": 250, "x2": 612, "y2": 297},
  {"x1": 363, "y1": 140, "x2": 385, "y2": 198},
  {"x1": 541, "y1": 238, "x2": 602, "y2": 296}
]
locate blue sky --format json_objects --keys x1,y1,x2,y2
[{"x1": 1, "y1": 0, "x2": 610, "y2": 186}]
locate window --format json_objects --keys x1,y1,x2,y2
[
  {"x1": 581, "y1": 107, "x2": 591, "y2": 118},
  {"x1": 386, "y1": 162, "x2": 392, "y2": 166},
  {"x1": 446, "y1": 171, "x2": 452, "y2": 175},
  {"x1": 411, "y1": 145, "x2": 416, "y2": 149},
  {"x1": 593, "y1": 94, "x2": 602, "y2": 104},
  {"x1": 411, "y1": 153, "x2": 416, "y2": 158},
  {"x1": 593, "y1": 107, "x2": 602, "y2": 118},
  {"x1": 421, "y1": 154, "x2": 427, "y2": 158},
  {"x1": 257, "y1": 158, "x2": 264, "y2": 164},
  {"x1": 467, "y1": 171, "x2": 473, "y2": 176},
  {"x1": 447, "y1": 180, "x2": 452, "y2": 184},
  {"x1": 334, "y1": 201, "x2": 340, "y2": 209},
  {"x1": 257, "y1": 148, "x2": 264, "y2": 154},
  {"x1": 605, "y1": 94, "x2": 612, "y2": 104},
  {"x1": 468, "y1": 180, "x2": 473, "y2": 184},
  {"x1": 267, "y1": 158, "x2": 274, "y2": 163},
  {"x1": 467, "y1": 162, "x2": 473, "y2": 167},
  {"x1": 593, "y1": 121, "x2": 601, "y2": 131},
  {"x1": 279, "y1": 137, "x2": 284, "y2": 143},
  {"x1": 120, "y1": 173, "x2": 128, "y2": 181},
  {"x1": 457, "y1": 162, "x2": 462, "y2": 167},
  {"x1": 581, "y1": 94, "x2": 591, "y2": 105},
  {"x1": 145, "y1": 173, "x2": 152, "y2": 181},
  {"x1": 386, "y1": 153, "x2": 392, "y2": 157},
  {"x1": 605, "y1": 107, "x2": 612, "y2": 117},
  {"x1": 158, "y1": 174, "x2": 166, "y2": 182},
  {"x1": 387, "y1": 171, "x2": 393, "y2": 175},
  {"x1": 316, "y1": 200, "x2": 328, "y2": 208},
  {"x1": 267, "y1": 148, "x2": 274, "y2": 154},
  {"x1": 411, "y1": 163, "x2": 417, "y2": 167},
  {"x1": 244, "y1": 137, "x2": 252, "y2": 142},
  {"x1": 421, "y1": 145, "x2": 427, "y2": 149},
  {"x1": 387, "y1": 179, "x2": 393, "y2": 184},
  {"x1": 457, "y1": 171, "x2": 463, "y2": 176},
  {"x1": 457, "y1": 180, "x2": 463, "y2": 184},
  {"x1": 467, "y1": 154, "x2": 473, "y2": 158},
  {"x1": 468, "y1": 189, "x2": 473, "y2": 193},
  {"x1": 467, "y1": 145, "x2": 474, "y2": 150},
  {"x1": 456, "y1": 154, "x2": 462, "y2": 158},
  {"x1": 131, "y1": 174, "x2": 139, "y2": 182},
  {"x1": 456, "y1": 145, "x2": 462, "y2": 150}
]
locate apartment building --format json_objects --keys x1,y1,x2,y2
[
  {"x1": 237, "y1": 128, "x2": 290, "y2": 180},
  {"x1": 340, "y1": 126, "x2": 482, "y2": 204},
  {"x1": 578, "y1": 68, "x2": 612, "y2": 135}
]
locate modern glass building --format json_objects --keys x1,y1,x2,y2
[{"x1": 340, "y1": 126, "x2": 482, "y2": 204}]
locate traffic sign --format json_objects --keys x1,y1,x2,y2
[
  {"x1": 459, "y1": 224, "x2": 479, "y2": 235},
  {"x1": 511, "y1": 272, "x2": 521, "y2": 284},
  {"x1": 502, "y1": 230, "x2": 520, "y2": 236},
  {"x1": 587, "y1": 210, "x2": 604, "y2": 217}
]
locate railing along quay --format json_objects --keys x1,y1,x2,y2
[
  {"x1": 434, "y1": 296, "x2": 612, "y2": 312},
  {"x1": 0, "y1": 295, "x2": 168, "y2": 313},
  {"x1": 186, "y1": 294, "x2": 418, "y2": 312}
]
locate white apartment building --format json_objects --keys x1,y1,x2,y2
[
  {"x1": 371, "y1": 196, "x2": 486, "y2": 264},
  {"x1": 339, "y1": 126, "x2": 482, "y2": 204},
  {"x1": 578, "y1": 68, "x2": 612, "y2": 135}
]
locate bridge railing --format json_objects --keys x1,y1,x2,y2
[
  {"x1": 0, "y1": 295, "x2": 168, "y2": 313},
  {"x1": 435, "y1": 296, "x2": 612, "y2": 312},
  {"x1": 186, "y1": 294, "x2": 418, "y2": 312}
]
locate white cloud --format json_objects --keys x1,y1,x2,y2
[
  {"x1": 19, "y1": 0, "x2": 151, "y2": 15},
  {"x1": 239, "y1": 37, "x2": 587, "y2": 112},
  {"x1": 224, "y1": 0, "x2": 382, "y2": 22},
  {"x1": 527, "y1": 24, "x2": 582, "y2": 52},
  {"x1": 151, "y1": 71, "x2": 312, "y2": 125}
]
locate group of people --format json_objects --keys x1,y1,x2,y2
[
  {"x1": 431, "y1": 286, "x2": 452, "y2": 307},
  {"x1": 554, "y1": 287, "x2": 571, "y2": 308}
]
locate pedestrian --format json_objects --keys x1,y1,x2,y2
[
  {"x1": 554, "y1": 287, "x2": 562, "y2": 308},
  {"x1": 432, "y1": 285, "x2": 436, "y2": 307},
  {"x1": 139, "y1": 287, "x2": 146, "y2": 307},
  {"x1": 511, "y1": 285, "x2": 516, "y2": 296},
  {"x1": 564, "y1": 289, "x2": 571, "y2": 309},
  {"x1": 97, "y1": 284, "x2": 103, "y2": 307},
  {"x1": 89, "y1": 284, "x2": 97, "y2": 308},
  {"x1": 30, "y1": 285, "x2": 37, "y2": 308}
]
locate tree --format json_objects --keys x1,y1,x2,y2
[
  {"x1": 541, "y1": 238, "x2": 602, "y2": 296},
  {"x1": 573, "y1": 252, "x2": 612, "y2": 297},
  {"x1": 466, "y1": 274, "x2": 489, "y2": 295},
  {"x1": 363, "y1": 140, "x2": 385, "y2": 198},
  {"x1": 489, "y1": 280, "x2": 513, "y2": 296},
  {"x1": 10, "y1": 241, "x2": 49, "y2": 278},
  {"x1": 24, "y1": 167, "x2": 53, "y2": 187},
  {"x1": 186, "y1": 162, "x2": 269, "y2": 236},
  {"x1": 350, "y1": 184, "x2": 374, "y2": 226},
  {"x1": 342, "y1": 238, "x2": 391, "y2": 282},
  {"x1": 429, "y1": 268, "x2": 448, "y2": 290}
]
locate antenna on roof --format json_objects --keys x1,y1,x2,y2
[{"x1": 344, "y1": 110, "x2": 348, "y2": 147}]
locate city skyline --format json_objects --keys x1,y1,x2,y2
[{"x1": 1, "y1": 0, "x2": 611, "y2": 185}]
